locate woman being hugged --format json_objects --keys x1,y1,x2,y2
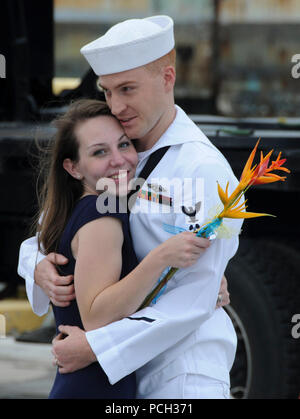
[{"x1": 35, "y1": 99, "x2": 209, "y2": 399}]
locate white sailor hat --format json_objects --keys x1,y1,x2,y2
[{"x1": 80, "y1": 15, "x2": 174, "y2": 76}]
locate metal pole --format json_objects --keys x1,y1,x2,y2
[{"x1": 211, "y1": 0, "x2": 221, "y2": 114}]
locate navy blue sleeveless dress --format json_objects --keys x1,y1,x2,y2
[{"x1": 49, "y1": 195, "x2": 137, "y2": 399}]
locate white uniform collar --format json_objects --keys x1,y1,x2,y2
[{"x1": 137, "y1": 105, "x2": 212, "y2": 162}]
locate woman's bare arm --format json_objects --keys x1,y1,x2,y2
[{"x1": 74, "y1": 216, "x2": 209, "y2": 331}]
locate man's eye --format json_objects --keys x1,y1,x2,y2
[{"x1": 121, "y1": 86, "x2": 133, "y2": 93}]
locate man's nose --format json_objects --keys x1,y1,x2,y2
[{"x1": 110, "y1": 94, "x2": 126, "y2": 116}]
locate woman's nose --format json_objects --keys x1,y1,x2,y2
[{"x1": 110, "y1": 149, "x2": 125, "y2": 167}]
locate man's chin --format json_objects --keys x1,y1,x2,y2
[
  {"x1": 123, "y1": 128, "x2": 136, "y2": 139},
  {"x1": 123, "y1": 123, "x2": 141, "y2": 139}
]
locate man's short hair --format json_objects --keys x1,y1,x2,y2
[{"x1": 144, "y1": 48, "x2": 176, "y2": 74}]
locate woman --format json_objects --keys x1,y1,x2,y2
[{"x1": 35, "y1": 99, "x2": 210, "y2": 399}]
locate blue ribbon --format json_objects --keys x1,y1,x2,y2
[{"x1": 196, "y1": 218, "x2": 222, "y2": 238}]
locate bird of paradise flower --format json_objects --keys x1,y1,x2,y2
[{"x1": 138, "y1": 139, "x2": 290, "y2": 310}]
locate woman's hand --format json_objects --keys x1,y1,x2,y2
[{"x1": 159, "y1": 231, "x2": 211, "y2": 269}]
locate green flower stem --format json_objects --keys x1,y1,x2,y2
[
  {"x1": 137, "y1": 220, "x2": 217, "y2": 311},
  {"x1": 138, "y1": 267, "x2": 179, "y2": 310}
]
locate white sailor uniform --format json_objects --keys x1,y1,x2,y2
[{"x1": 18, "y1": 105, "x2": 243, "y2": 399}]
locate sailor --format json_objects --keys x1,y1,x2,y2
[{"x1": 18, "y1": 15, "x2": 243, "y2": 398}]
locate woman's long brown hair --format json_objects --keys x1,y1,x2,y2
[{"x1": 34, "y1": 99, "x2": 112, "y2": 255}]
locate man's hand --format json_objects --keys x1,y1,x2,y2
[
  {"x1": 34, "y1": 253, "x2": 75, "y2": 307},
  {"x1": 52, "y1": 325, "x2": 97, "y2": 374},
  {"x1": 216, "y1": 275, "x2": 230, "y2": 308}
]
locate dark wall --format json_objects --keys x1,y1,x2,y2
[{"x1": 0, "y1": 0, "x2": 54, "y2": 121}]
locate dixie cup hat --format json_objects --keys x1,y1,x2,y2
[{"x1": 80, "y1": 15, "x2": 174, "y2": 76}]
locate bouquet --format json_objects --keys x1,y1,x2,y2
[{"x1": 138, "y1": 139, "x2": 290, "y2": 310}]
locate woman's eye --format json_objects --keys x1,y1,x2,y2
[
  {"x1": 119, "y1": 141, "x2": 130, "y2": 149},
  {"x1": 93, "y1": 149, "x2": 106, "y2": 156}
]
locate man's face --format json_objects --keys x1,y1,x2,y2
[{"x1": 98, "y1": 66, "x2": 170, "y2": 149}]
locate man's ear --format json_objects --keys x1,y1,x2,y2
[
  {"x1": 63, "y1": 158, "x2": 82, "y2": 180},
  {"x1": 163, "y1": 65, "x2": 176, "y2": 92}
]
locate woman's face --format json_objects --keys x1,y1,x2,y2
[{"x1": 66, "y1": 115, "x2": 138, "y2": 196}]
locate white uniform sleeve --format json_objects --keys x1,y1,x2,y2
[
  {"x1": 17, "y1": 235, "x2": 50, "y2": 316},
  {"x1": 86, "y1": 160, "x2": 244, "y2": 384}
]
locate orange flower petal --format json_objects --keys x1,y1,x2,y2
[
  {"x1": 227, "y1": 211, "x2": 274, "y2": 219},
  {"x1": 254, "y1": 174, "x2": 286, "y2": 184},
  {"x1": 217, "y1": 182, "x2": 229, "y2": 205},
  {"x1": 240, "y1": 139, "x2": 260, "y2": 183}
]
